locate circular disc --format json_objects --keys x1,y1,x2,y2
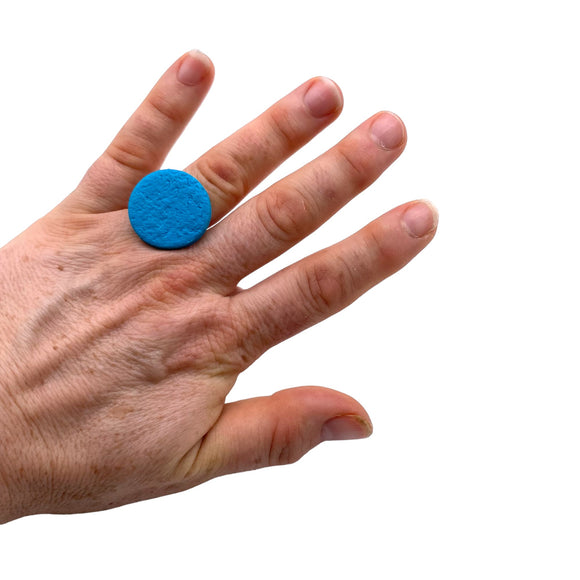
[{"x1": 128, "y1": 169, "x2": 211, "y2": 250}]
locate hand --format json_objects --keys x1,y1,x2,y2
[{"x1": 0, "y1": 50, "x2": 437, "y2": 523}]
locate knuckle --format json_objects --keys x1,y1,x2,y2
[
  {"x1": 105, "y1": 113, "x2": 165, "y2": 174},
  {"x1": 300, "y1": 259, "x2": 349, "y2": 316},
  {"x1": 269, "y1": 106, "x2": 301, "y2": 146},
  {"x1": 141, "y1": 264, "x2": 198, "y2": 307},
  {"x1": 334, "y1": 142, "x2": 370, "y2": 189},
  {"x1": 256, "y1": 186, "x2": 313, "y2": 243},
  {"x1": 173, "y1": 298, "x2": 248, "y2": 374},
  {"x1": 194, "y1": 153, "x2": 250, "y2": 209},
  {"x1": 367, "y1": 221, "x2": 399, "y2": 265},
  {"x1": 105, "y1": 140, "x2": 151, "y2": 174},
  {"x1": 139, "y1": 255, "x2": 216, "y2": 309},
  {"x1": 147, "y1": 93, "x2": 183, "y2": 126},
  {"x1": 268, "y1": 423, "x2": 303, "y2": 467},
  {"x1": 131, "y1": 291, "x2": 245, "y2": 377},
  {"x1": 204, "y1": 308, "x2": 247, "y2": 368}
]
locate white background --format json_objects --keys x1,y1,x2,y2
[{"x1": 1, "y1": 0, "x2": 579, "y2": 578}]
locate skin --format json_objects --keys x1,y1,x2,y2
[{"x1": 0, "y1": 50, "x2": 437, "y2": 523}]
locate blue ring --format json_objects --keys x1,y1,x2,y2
[{"x1": 128, "y1": 169, "x2": 211, "y2": 250}]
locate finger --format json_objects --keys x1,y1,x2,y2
[
  {"x1": 204, "y1": 112, "x2": 406, "y2": 291},
  {"x1": 181, "y1": 387, "x2": 372, "y2": 483},
  {"x1": 67, "y1": 50, "x2": 214, "y2": 213},
  {"x1": 235, "y1": 200, "x2": 438, "y2": 361},
  {"x1": 188, "y1": 76, "x2": 343, "y2": 223}
]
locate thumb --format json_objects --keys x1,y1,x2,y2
[{"x1": 193, "y1": 386, "x2": 373, "y2": 482}]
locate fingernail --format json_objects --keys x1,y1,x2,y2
[
  {"x1": 177, "y1": 50, "x2": 211, "y2": 86},
  {"x1": 321, "y1": 415, "x2": 373, "y2": 442},
  {"x1": 401, "y1": 201, "x2": 439, "y2": 238},
  {"x1": 304, "y1": 77, "x2": 343, "y2": 118},
  {"x1": 371, "y1": 112, "x2": 406, "y2": 150}
]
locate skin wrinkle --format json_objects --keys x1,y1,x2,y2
[
  {"x1": 171, "y1": 438, "x2": 205, "y2": 482},
  {"x1": 258, "y1": 180, "x2": 318, "y2": 244},
  {"x1": 192, "y1": 151, "x2": 251, "y2": 218},
  {"x1": 104, "y1": 130, "x2": 158, "y2": 176}
]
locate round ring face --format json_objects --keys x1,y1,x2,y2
[{"x1": 128, "y1": 169, "x2": 211, "y2": 250}]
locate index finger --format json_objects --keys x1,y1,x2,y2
[{"x1": 66, "y1": 50, "x2": 214, "y2": 213}]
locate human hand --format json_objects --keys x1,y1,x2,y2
[{"x1": 0, "y1": 50, "x2": 437, "y2": 523}]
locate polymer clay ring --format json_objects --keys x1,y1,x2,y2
[{"x1": 128, "y1": 169, "x2": 212, "y2": 250}]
